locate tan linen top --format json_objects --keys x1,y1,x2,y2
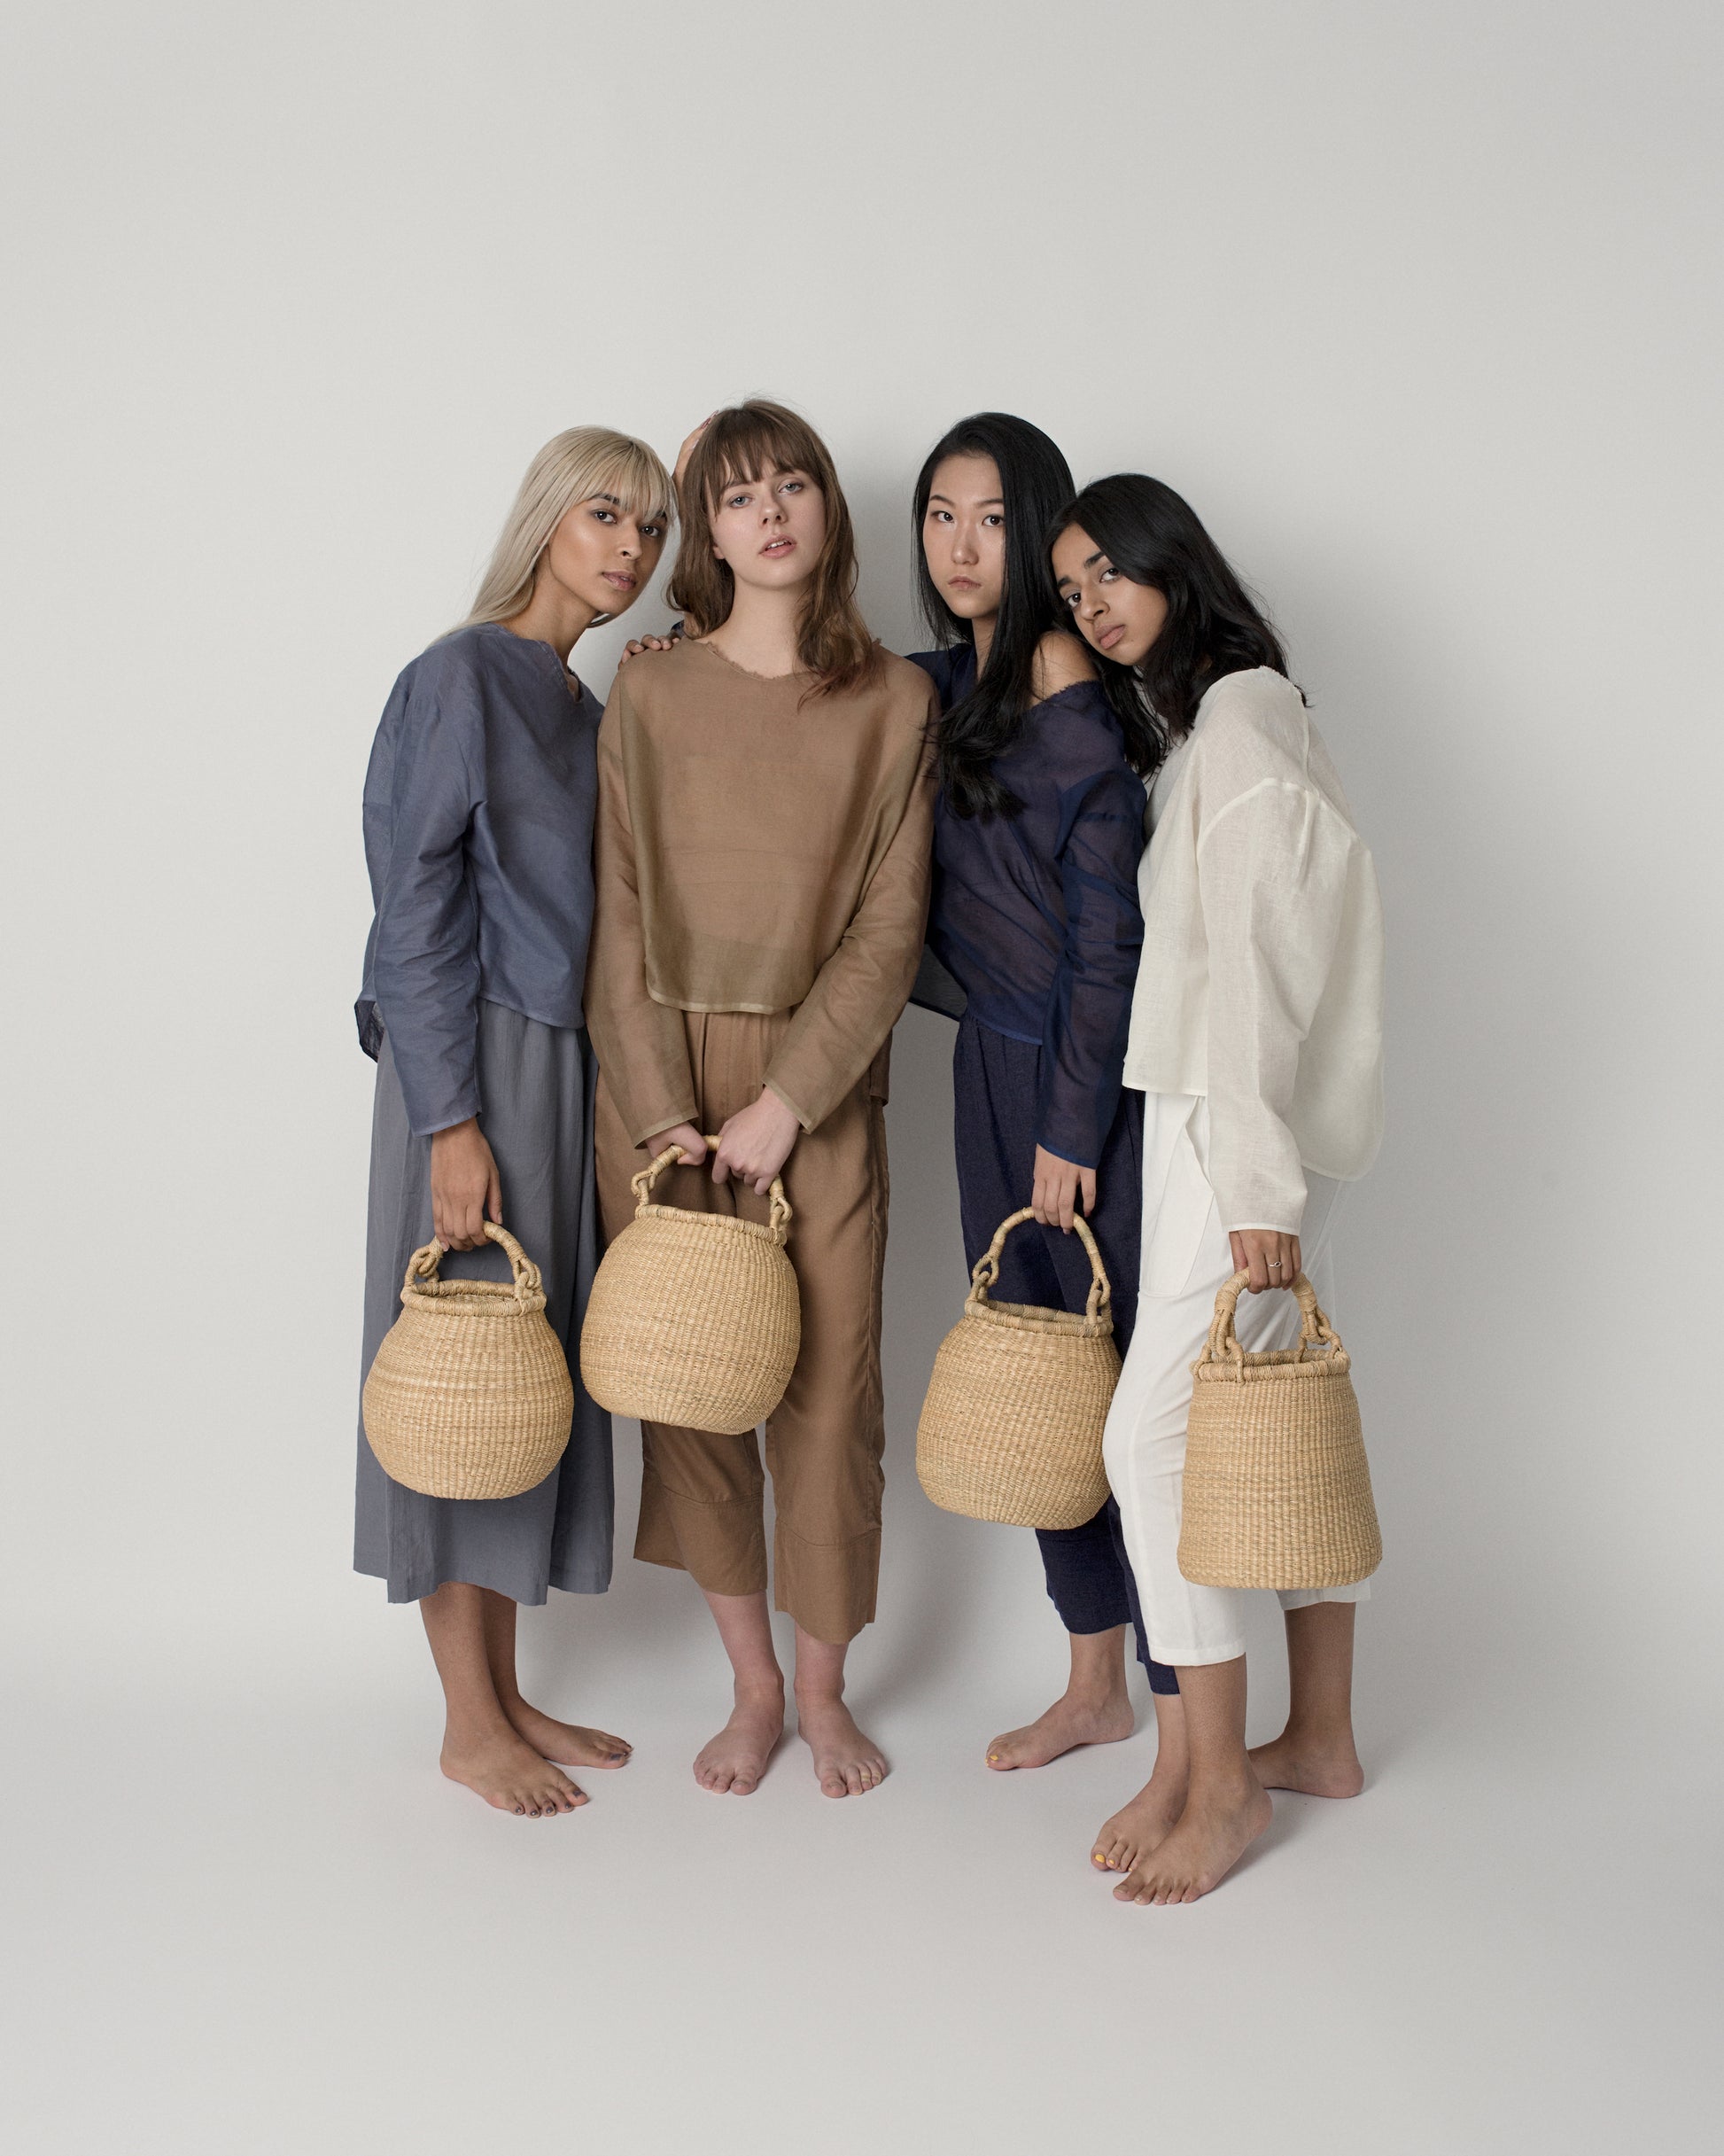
[{"x1": 586, "y1": 636, "x2": 938, "y2": 1144}]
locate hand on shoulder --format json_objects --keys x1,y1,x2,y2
[
  {"x1": 616, "y1": 627, "x2": 682, "y2": 668},
  {"x1": 1030, "y1": 629, "x2": 1099, "y2": 700}
]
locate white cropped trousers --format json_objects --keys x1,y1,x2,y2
[{"x1": 1103, "y1": 1094, "x2": 1371, "y2": 1669}]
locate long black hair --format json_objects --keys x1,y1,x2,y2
[
  {"x1": 914, "y1": 413, "x2": 1078, "y2": 819},
  {"x1": 1048, "y1": 474, "x2": 1292, "y2": 767}
]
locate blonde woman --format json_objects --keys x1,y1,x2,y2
[{"x1": 354, "y1": 426, "x2": 672, "y2": 1817}]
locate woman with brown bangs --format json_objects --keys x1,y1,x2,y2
[{"x1": 586, "y1": 401, "x2": 937, "y2": 1798}]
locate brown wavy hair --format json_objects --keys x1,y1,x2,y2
[{"x1": 668, "y1": 401, "x2": 881, "y2": 697}]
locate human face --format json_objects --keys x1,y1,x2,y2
[
  {"x1": 540, "y1": 492, "x2": 668, "y2": 618},
  {"x1": 708, "y1": 465, "x2": 827, "y2": 593},
  {"x1": 1051, "y1": 524, "x2": 1170, "y2": 665},
  {"x1": 921, "y1": 453, "x2": 1005, "y2": 624}
]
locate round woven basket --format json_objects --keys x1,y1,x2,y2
[
  {"x1": 579, "y1": 1137, "x2": 800, "y2": 1436},
  {"x1": 1177, "y1": 1270, "x2": 1382, "y2": 1589},
  {"x1": 361, "y1": 1223, "x2": 574, "y2": 1500},
  {"x1": 916, "y1": 1208, "x2": 1120, "y2": 1530}
]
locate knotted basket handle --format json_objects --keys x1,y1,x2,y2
[
  {"x1": 968, "y1": 1206, "x2": 1112, "y2": 1321},
  {"x1": 1196, "y1": 1269, "x2": 1344, "y2": 1376},
  {"x1": 400, "y1": 1221, "x2": 544, "y2": 1304},
  {"x1": 629, "y1": 1134, "x2": 793, "y2": 1247}
]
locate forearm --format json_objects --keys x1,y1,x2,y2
[
  {"x1": 764, "y1": 946, "x2": 917, "y2": 1131},
  {"x1": 586, "y1": 703, "x2": 698, "y2": 1144},
  {"x1": 1203, "y1": 928, "x2": 1310, "y2": 1234},
  {"x1": 1043, "y1": 778, "x2": 1143, "y2": 1169},
  {"x1": 765, "y1": 758, "x2": 935, "y2": 1128},
  {"x1": 584, "y1": 957, "x2": 698, "y2": 1145},
  {"x1": 1197, "y1": 790, "x2": 1345, "y2": 1235},
  {"x1": 371, "y1": 941, "x2": 482, "y2": 1136},
  {"x1": 1036, "y1": 980, "x2": 1133, "y2": 1170}
]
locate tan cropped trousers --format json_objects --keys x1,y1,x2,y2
[{"x1": 594, "y1": 1009, "x2": 889, "y2": 1645}]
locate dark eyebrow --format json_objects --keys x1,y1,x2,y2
[
  {"x1": 927, "y1": 492, "x2": 1004, "y2": 507},
  {"x1": 1055, "y1": 551, "x2": 1107, "y2": 590}
]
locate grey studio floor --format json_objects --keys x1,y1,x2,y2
[{"x1": 8, "y1": 1015, "x2": 1719, "y2": 2156}]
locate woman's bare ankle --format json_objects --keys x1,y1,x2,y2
[
  {"x1": 442, "y1": 1699, "x2": 516, "y2": 1751},
  {"x1": 1248, "y1": 1720, "x2": 1363, "y2": 1797}
]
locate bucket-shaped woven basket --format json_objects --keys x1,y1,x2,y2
[
  {"x1": 362, "y1": 1223, "x2": 574, "y2": 1500},
  {"x1": 917, "y1": 1208, "x2": 1120, "y2": 1530},
  {"x1": 1177, "y1": 1270, "x2": 1382, "y2": 1589},
  {"x1": 579, "y1": 1137, "x2": 800, "y2": 1436}
]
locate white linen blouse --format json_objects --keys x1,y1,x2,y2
[{"x1": 1126, "y1": 666, "x2": 1384, "y2": 1235}]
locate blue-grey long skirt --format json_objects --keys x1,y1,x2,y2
[{"x1": 354, "y1": 1000, "x2": 614, "y2": 1604}]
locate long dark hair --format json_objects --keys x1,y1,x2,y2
[
  {"x1": 1049, "y1": 474, "x2": 1291, "y2": 766},
  {"x1": 914, "y1": 413, "x2": 1079, "y2": 818}
]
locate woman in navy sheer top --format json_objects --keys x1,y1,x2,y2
[
  {"x1": 920, "y1": 640, "x2": 1144, "y2": 1171},
  {"x1": 909, "y1": 415, "x2": 1184, "y2": 1878}
]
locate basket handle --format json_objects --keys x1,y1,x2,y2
[
  {"x1": 628, "y1": 1134, "x2": 793, "y2": 1247},
  {"x1": 400, "y1": 1221, "x2": 544, "y2": 1304},
  {"x1": 967, "y1": 1206, "x2": 1112, "y2": 1321},
  {"x1": 1196, "y1": 1269, "x2": 1344, "y2": 1376}
]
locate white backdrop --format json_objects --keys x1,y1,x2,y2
[{"x1": 4, "y1": 4, "x2": 1720, "y2": 2151}]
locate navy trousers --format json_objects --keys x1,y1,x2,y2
[{"x1": 951, "y1": 1014, "x2": 1178, "y2": 1694}]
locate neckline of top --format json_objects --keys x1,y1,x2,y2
[
  {"x1": 685, "y1": 634, "x2": 811, "y2": 685},
  {"x1": 475, "y1": 620, "x2": 587, "y2": 704}
]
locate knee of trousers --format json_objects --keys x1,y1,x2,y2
[
  {"x1": 641, "y1": 1422, "x2": 765, "y2": 1509},
  {"x1": 766, "y1": 1428, "x2": 884, "y2": 1548}
]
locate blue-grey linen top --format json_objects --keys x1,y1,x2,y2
[
  {"x1": 909, "y1": 644, "x2": 1148, "y2": 1170},
  {"x1": 355, "y1": 622, "x2": 601, "y2": 1136}
]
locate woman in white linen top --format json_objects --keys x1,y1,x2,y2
[
  {"x1": 1052, "y1": 474, "x2": 1385, "y2": 1906},
  {"x1": 1128, "y1": 661, "x2": 1384, "y2": 1241}
]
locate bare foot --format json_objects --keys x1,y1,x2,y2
[
  {"x1": 1114, "y1": 1779, "x2": 1272, "y2": 1904},
  {"x1": 504, "y1": 1699, "x2": 632, "y2": 1771},
  {"x1": 796, "y1": 1692, "x2": 888, "y2": 1797},
  {"x1": 440, "y1": 1726, "x2": 585, "y2": 1816},
  {"x1": 695, "y1": 1681, "x2": 784, "y2": 1795},
  {"x1": 1091, "y1": 1755, "x2": 1188, "y2": 1874},
  {"x1": 986, "y1": 1691, "x2": 1133, "y2": 1771},
  {"x1": 1248, "y1": 1729, "x2": 1364, "y2": 1797}
]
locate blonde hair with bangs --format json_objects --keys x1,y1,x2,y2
[
  {"x1": 461, "y1": 426, "x2": 674, "y2": 630},
  {"x1": 669, "y1": 401, "x2": 881, "y2": 697}
]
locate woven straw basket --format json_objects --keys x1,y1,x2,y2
[
  {"x1": 361, "y1": 1223, "x2": 574, "y2": 1500},
  {"x1": 579, "y1": 1137, "x2": 800, "y2": 1436},
  {"x1": 1177, "y1": 1270, "x2": 1382, "y2": 1589},
  {"x1": 917, "y1": 1207, "x2": 1121, "y2": 1530}
]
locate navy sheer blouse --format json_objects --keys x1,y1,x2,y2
[
  {"x1": 356, "y1": 623, "x2": 601, "y2": 1136},
  {"x1": 910, "y1": 645, "x2": 1147, "y2": 1170}
]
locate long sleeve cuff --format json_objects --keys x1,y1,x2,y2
[
  {"x1": 392, "y1": 1056, "x2": 482, "y2": 1140},
  {"x1": 763, "y1": 1078, "x2": 816, "y2": 1131}
]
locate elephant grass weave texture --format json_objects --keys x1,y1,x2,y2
[
  {"x1": 1177, "y1": 1269, "x2": 1382, "y2": 1590},
  {"x1": 362, "y1": 1221, "x2": 574, "y2": 1501}
]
